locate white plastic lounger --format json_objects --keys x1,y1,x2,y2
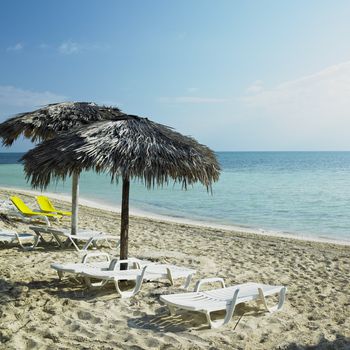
[
  {"x1": 0, "y1": 231, "x2": 40, "y2": 250},
  {"x1": 82, "y1": 260, "x2": 196, "y2": 298},
  {"x1": 160, "y1": 278, "x2": 287, "y2": 329},
  {"x1": 29, "y1": 226, "x2": 119, "y2": 251},
  {"x1": 51, "y1": 252, "x2": 146, "y2": 281}
]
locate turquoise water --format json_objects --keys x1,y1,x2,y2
[{"x1": 1, "y1": 152, "x2": 350, "y2": 242}]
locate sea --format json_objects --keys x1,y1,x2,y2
[{"x1": 1, "y1": 151, "x2": 350, "y2": 244}]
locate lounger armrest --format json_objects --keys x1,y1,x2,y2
[
  {"x1": 194, "y1": 277, "x2": 226, "y2": 292},
  {"x1": 82, "y1": 252, "x2": 111, "y2": 263}
]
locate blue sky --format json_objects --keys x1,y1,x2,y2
[{"x1": 1, "y1": 0, "x2": 350, "y2": 151}]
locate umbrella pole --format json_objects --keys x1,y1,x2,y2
[
  {"x1": 120, "y1": 176, "x2": 130, "y2": 262},
  {"x1": 71, "y1": 172, "x2": 79, "y2": 235}
]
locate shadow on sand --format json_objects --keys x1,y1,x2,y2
[
  {"x1": 0, "y1": 277, "x2": 63, "y2": 305},
  {"x1": 127, "y1": 305, "x2": 350, "y2": 350},
  {"x1": 0, "y1": 278, "x2": 23, "y2": 304},
  {"x1": 2, "y1": 277, "x2": 349, "y2": 350},
  {"x1": 127, "y1": 303, "x2": 262, "y2": 333},
  {"x1": 1, "y1": 277, "x2": 151, "y2": 304},
  {"x1": 284, "y1": 334, "x2": 350, "y2": 350}
]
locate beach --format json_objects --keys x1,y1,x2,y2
[{"x1": 1, "y1": 188, "x2": 350, "y2": 350}]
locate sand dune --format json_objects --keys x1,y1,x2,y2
[{"x1": 0, "y1": 189, "x2": 349, "y2": 349}]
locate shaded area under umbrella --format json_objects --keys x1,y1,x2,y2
[
  {"x1": 0, "y1": 102, "x2": 126, "y2": 233},
  {"x1": 21, "y1": 115, "x2": 220, "y2": 259}
]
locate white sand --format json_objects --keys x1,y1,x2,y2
[{"x1": 0, "y1": 188, "x2": 349, "y2": 349}]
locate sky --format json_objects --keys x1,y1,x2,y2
[{"x1": 1, "y1": 0, "x2": 350, "y2": 151}]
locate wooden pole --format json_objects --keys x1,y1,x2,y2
[
  {"x1": 120, "y1": 176, "x2": 130, "y2": 262},
  {"x1": 71, "y1": 172, "x2": 79, "y2": 235}
]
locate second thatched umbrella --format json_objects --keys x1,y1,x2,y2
[
  {"x1": 21, "y1": 115, "x2": 220, "y2": 259},
  {"x1": 0, "y1": 102, "x2": 126, "y2": 233}
]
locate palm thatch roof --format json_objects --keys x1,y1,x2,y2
[
  {"x1": 0, "y1": 102, "x2": 125, "y2": 145},
  {"x1": 22, "y1": 115, "x2": 220, "y2": 190}
]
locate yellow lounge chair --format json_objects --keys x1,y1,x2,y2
[
  {"x1": 10, "y1": 196, "x2": 62, "y2": 223},
  {"x1": 36, "y1": 195, "x2": 72, "y2": 216}
]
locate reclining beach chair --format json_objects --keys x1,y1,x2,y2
[
  {"x1": 81, "y1": 260, "x2": 196, "y2": 298},
  {"x1": 160, "y1": 278, "x2": 287, "y2": 328},
  {"x1": 10, "y1": 196, "x2": 62, "y2": 225},
  {"x1": 0, "y1": 231, "x2": 40, "y2": 250},
  {"x1": 29, "y1": 225, "x2": 119, "y2": 251},
  {"x1": 36, "y1": 195, "x2": 71, "y2": 216},
  {"x1": 51, "y1": 252, "x2": 147, "y2": 281}
]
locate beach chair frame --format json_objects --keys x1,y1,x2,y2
[{"x1": 160, "y1": 278, "x2": 287, "y2": 328}]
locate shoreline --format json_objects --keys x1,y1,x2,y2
[{"x1": 1, "y1": 185, "x2": 350, "y2": 247}]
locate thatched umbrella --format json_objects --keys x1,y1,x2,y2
[
  {"x1": 21, "y1": 115, "x2": 220, "y2": 259},
  {"x1": 0, "y1": 102, "x2": 126, "y2": 233}
]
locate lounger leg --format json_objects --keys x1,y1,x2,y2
[
  {"x1": 33, "y1": 234, "x2": 41, "y2": 248},
  {"x1": 113, "y1": 266, "x2": 148, "y2": 298},
  {"x1": 57, "y1": 271, "x2": 64, "y2": 280},
  {"x1": 168, "y1": 305, "x2": 177, "y2": 316},
  {"x1": 182, "y1": 274, "x2": 193, "y2": 290},
  {"x1": 114, "y1": 279, "x2": 138, "y2": 298},
  {"x1": 205, "y1": 289, "x2": 240, "y2": 329},
  {"x1": 28, "y1": 229, "x2": 48, "y2": 247},
  {"x1": 258, "y1": 287, "x2": 287, "y2": 313},
  {"x1": 84, "y1": 276, "x2": 92, "y2": 288},
  {"x1": 82, "y1": 238, "x2": 94, "y2": 251},
  {"x1": 40, "y1": 216, "x2": 50, "y2": 226},
  {"x1": 69, "y1": 237, "x2": 81, "y2": 251},
  {"x1": 51, "y1": 233, "x2": 65, "y2": 248},
  {"x1": 166, "y1": 269, "x2": 193, "y2": 290},
  {"x1": 105, "y1": 239, "x2": 112, "y2": 249},
  {"x1": 16, "y1": 233, "x2": 40, "y2": 251},
  {"x1": 166, "y1": 268, "x2": 174, "y2": 286}
]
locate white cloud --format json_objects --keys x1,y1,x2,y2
[
  {"x1": 58, "y1": 41, "x2": 111, "y2": 55},
  {"x1": 3, "y1": 41, "x2": 110, "y2": 55},
  {"x1": 233, "y1": 61, "x2": 350, "y2": 149},
  {"x1": 6, "y1": 43, "x2": 23, "y2": 52},
  {"x1": 245, "y1": 80, "x2": 263, "y2": 94},
  {"x1": 242, "y1": 61, "x2": 350, "y2": 122},
  {"x1": 58, "y1": 40, "x2": 80, "y2": 55},
  {"x1": 0, "y1": 86, "x2": 66, "y2": 108},
  {"x1": 159, "y1": 96, "x2": 229, "y2": 104}
]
